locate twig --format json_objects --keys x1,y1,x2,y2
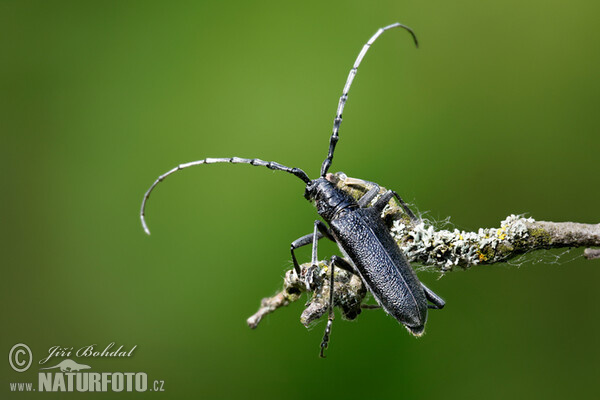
[
  {"x1": 247, "y1": 173, "x2": 599, "y2": 328},
  {"x1": 584, "y1": 248, "x2": 600, "y2": 260}
]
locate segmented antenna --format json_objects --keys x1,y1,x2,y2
[
  {"x1": 320, "y1": 23, "x2": 418, "y2": 177},
  {"x1": 140, "y1": 157, "x2": 310, "y2": 235}
]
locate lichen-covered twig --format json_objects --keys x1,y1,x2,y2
[
  {"x1": 247, "y1": 270, "x2": 303, "y2": 329},
  {"x1": 247, "y1": 262, "x2": 367, "y2": 329},
  {"x1": 584, "y1": 248, "x2": 600, "y2": 260},
  {"x1": 391, "y1": 216, "x2": 600, "y2": 271},
  {"x1": 247, "y1": 173, "x2": 600, "y2": 328}
]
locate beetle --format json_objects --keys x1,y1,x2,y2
[{"x1": 140, "y1": 23, "x2": 445, "y2": 357}]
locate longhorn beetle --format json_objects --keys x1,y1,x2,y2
[{"x1": 140, "y1": 23, "x2": 445, "y2": 357}]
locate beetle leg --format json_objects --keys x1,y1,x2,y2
[
  {"x1": 320, "y1": 255, "x2": 340, "y2": 358},
  {"x1": 392, "y1": 192, "x2": 419, "y2": 223},
  {"x1": 357, "y1": 183, "x2": 380, "y2": 207},
  {"x1": 310, "y1": 221, "x2": 321, "y2": 268},
  {"x1": 319, "y1": 254, "x2": 363, "y2": 357},
  {"x1": 421, "y1": 282, "x2": 445, "y2": 309},
  {"x1": 373, "y1": 190, "x2": 419, "y2": 223},
  {"x1": 290, "y1": 232, "x2": 323, "y2": 277},
  {"x1": 361, "y1": 304, "x2": 382, "y2": 309},
  {"x1": 290, "y1": 221, "x2": 335, "y2": 289},
  {"x1": 353, "y1": 177, "x2": 419, "y2": 223},
  {"x1": 329, "y1": 255, "x2": 356, "y2": 274},
  {"x1": 310, "y1": 220, "x2": 336, "y2": 265},
  {"x1": 315, "y1": 220, "x2": 335, "y2": 241}
]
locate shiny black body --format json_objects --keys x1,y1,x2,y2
[{"x1": 305, "y1": 177, "x2": 438, "y2": 336}]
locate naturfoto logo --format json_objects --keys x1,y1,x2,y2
[
  {"x1": 38, "y1": 360, "x2": 147, "y2": 393},
  {"x1": 39, "y1": 359, "x2": 91, "y2": 372},
  {"x1": 8, "y1": 342, "x2": 165, "y2": 394}
]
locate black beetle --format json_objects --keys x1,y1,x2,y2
[{"x1": 141, "y1": 23, "x2": 445, "y2": 357}]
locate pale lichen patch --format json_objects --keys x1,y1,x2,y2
[{"x1": 390, "y1": 215, "x2": 536, "y2": 271}]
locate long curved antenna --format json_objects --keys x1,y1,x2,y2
[
  {"x1": 320, "y1": 23, "x2": 418, "y2": 177},
  {"x1": 140, "y1": 157, "x2": 310, "y2": 235}
]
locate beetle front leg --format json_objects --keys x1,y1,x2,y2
[
  {"x1": 290, "y1": 232, "x2": 323, "y2": 277},
  {"x1": 290, "y1": 221, "x2": 335, "y2": 289}
]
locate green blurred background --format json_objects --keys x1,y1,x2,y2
[{"x1": 2, "y1": 1, "x2": 599, "y2": 399}]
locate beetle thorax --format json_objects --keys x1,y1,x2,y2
[{"x1": 304, "y1": 177, "x2": 357, "y2": 221}]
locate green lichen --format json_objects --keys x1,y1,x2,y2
[
  {"x1": 496, "y1": 242, "x2": 515, "y2": 257},
  {"x1": 478, "y1": 245, "x2": 495, "y2": 262},
  {"x1": 529, "y1": 227, "x2": 552, "y2": 247}
]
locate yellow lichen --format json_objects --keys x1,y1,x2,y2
[{"x1": 497, "y1": 227, "x2": 507, "y2": 241}]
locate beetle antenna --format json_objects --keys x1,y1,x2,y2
[
  {"x1": 320, "y1": 23, "x2": 418, "y2": 177},
  {"x1": 140, "y1": 157, "x2": 310, "y2": 235}
]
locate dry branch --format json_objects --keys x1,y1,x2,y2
[{"x1": 247, "y1": 173, "x2": 599, "y2": 328}]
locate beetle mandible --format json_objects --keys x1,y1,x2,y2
[{"x1": 140, "y1": 23, "x2": 445, "y2": 357}]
